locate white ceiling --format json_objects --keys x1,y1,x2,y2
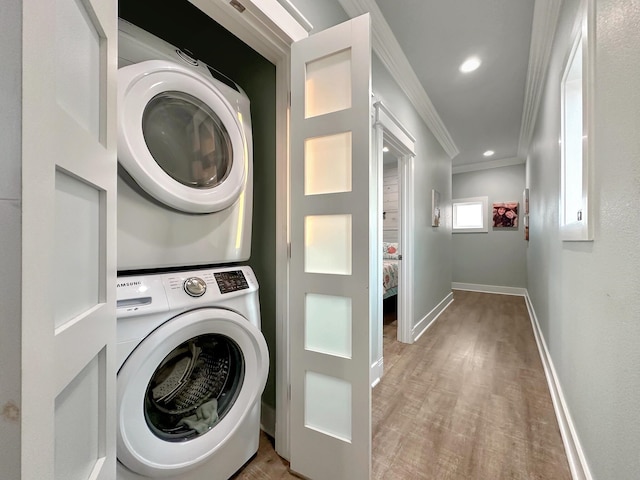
[{"x1": 373, "y1": 0, "x2": 536, "y2": 168}]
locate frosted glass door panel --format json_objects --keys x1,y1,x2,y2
[
  {"x1": 305, "y1": 294, "x2": 352, "y2": 358},
  {"x1": 305, "y1": 132, "x2": 352, "y2": 195},
  {"x1": 305, "y1": 214, "x2": 352, "y2": 275},
  {"x1": 305, "y1": 49, "x2": 352, "y2": 118},
  {"x1": 56, "y1": 0, "x2": 101, "y2": 138},
  {"x1": 55, "y1": 353, "x2": 101, "y2": 480},
  {"x1": 54, "y1": 170, "x2": 101, "y2": 328},
  {"x1": 305, "y1": 371, "x2": 352, "y2": 442}
]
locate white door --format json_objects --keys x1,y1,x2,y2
[
  {"x1": 21, "y1": 0, "x2": 117, "y2": 478},
  {"x1": 289, "y1": 14, "x2": 373, "y2": 480}
]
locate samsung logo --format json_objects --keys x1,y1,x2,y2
[{"x1": 117, "y1": 281, "x2": 142, "y2": 288}]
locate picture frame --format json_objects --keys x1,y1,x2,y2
[
  {"x1": 523, "y1": 188, "x2": 530, "y2": 240},
  {"x1": 492, "y1": 202, "x2": 519, "y2": 228},
  {"x1": 431, "y1": 189, "x2": 441, "y2": 227}
]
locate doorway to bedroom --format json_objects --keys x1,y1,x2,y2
[
  {"x1": 371, "y1": 101, "x2": 416, "y2": 387},
  {"x1": 382, "y1": 150, "x2": 402, "y2": 349}
]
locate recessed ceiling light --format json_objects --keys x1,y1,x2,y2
[
  {"x1": 460, "y1": 56, "x2": 481, "y2": 73},
  {"x1": 382, "y1": 146, "x2": 389, "y2": 153},
  {"x1": 483, "y1": 150, "x2": 495, "y2": 157}
]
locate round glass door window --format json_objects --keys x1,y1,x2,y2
[
  {"x1": 144, "y1": 333, "x2": 244, "y2": 442},
  {"x1": 142, "y1": 91, "x2": 234, "y2": 190}
]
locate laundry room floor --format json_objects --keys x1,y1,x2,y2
[
  {"x1": 230, "y1": 432, "x2": 294, "y2": 479},
  {"x1": 234, "y1": 290, "x2": 571, "y2": 479}
]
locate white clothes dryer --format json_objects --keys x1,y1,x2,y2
[
  {"x1": 117, "y1": 19, "x2": 253, "y2": 271},
  {"x1": 116, "y1": 266, "x2": 268, "y2": 479}
]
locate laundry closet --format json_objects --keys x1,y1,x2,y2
[
  {"x1": 15, "y1": 0, "x2": 382, "y2": 476},
  {"x1": 119, "y1": 0, "x2": 278, "y2": 414},
  {"x1": 118, "y1": 3, "x2": 377, "y2": 478}
]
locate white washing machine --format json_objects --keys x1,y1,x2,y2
[
  {"x1": 116, "y1": 266, "x2": 268, "y2": 479},
  {"x1": 117, "y1": 19, "x2": 253, "y2": 271}
]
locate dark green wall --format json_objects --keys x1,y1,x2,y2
[{"x1": 119, "y1": 1, "x2": 278, "y2": 409}]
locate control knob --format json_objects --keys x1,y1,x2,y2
[{"x1": 184, "y1": 277, "x2": 207, "y2": 297}]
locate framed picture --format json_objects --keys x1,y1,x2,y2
[
  {"x1": 492, "y1": 202, "x2": 519, "y2": 228},
  {"x1": 523, "y1": 188, "x2": 530, "y2": 240},
  {"x1": 431, "y1": 189, "x2": 441, "y2": 227}
]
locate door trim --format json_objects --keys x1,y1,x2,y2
[
  {"x1": 187, "y1": 0, "x2": 310, "y2": 460},
  {"x1": 373, "y1": 101, "x2": 416, "y2": 364}
]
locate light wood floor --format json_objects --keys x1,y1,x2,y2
[{"x1": 233, "y1": 290, "x2": 571, "y2": 479}]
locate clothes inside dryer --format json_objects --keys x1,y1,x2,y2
[
  {"x1": 145, "y1": 333, "x2": 244, "y2": 442},
  {"x1": 142, "y1": 91, "x2": 233, "y2": 190}
]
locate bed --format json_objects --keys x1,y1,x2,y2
[{"x1": 382, "y1": 242, "x2": 399, "y2": 299}]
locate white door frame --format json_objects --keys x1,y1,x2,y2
[
  {"x1": 188, "y1": 0, "x2": 309, "y2": 461},
  {"x1": 372, "y1": 101, "x2": 416, "y2": 385},
  {"x1": 398, "y1": 151, "x2": 415, "y2": 345}
]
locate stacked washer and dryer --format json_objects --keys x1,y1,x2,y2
[{"x1": 115, "y1": 20, "x2": 268, "y2": 480}]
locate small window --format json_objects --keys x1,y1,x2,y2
[
  {"x1": 560, "y1": 1, "x2": 593, "y2": 241},
  {"x1": 452, "y1": 196, "x2": 488, "y2": 233}
]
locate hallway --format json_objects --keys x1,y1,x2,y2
[
  {"x1": 372, "y1": 290, "x2": 571, "y2": 479},
  {"x1": 236, "y1": 290, "x2": 571, "y2": 479}
]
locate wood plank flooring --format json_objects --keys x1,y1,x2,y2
[{"x1": 233, "y1": 290, "x2": 571, "y2": 479}]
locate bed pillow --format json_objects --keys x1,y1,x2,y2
[{"x1": 383, "y1": 242, "x2": 399, "y2": 259}]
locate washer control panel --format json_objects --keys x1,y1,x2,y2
[
  {"x1": 213, "y1": 270, "x2": 249, "y2": 294},
  {"x1": 116, "y1": 266, "x2": 258, "y2": 319},
  {"x1": 184, "y1": 276, "x2": 207, "y2": 297}
]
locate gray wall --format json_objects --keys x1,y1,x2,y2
[
  {"x1": 372, "y1": 54, "x2": 453, "y2": 329},
  {"x1": 0, "y1": 0, "x2": 22, "y2": 477},
  {"x1": 527, "y1": 0, "x2": 640, "y2": 478},
  {"x1": 452, "y1": 164, "x2": 527, "y2": 288}
]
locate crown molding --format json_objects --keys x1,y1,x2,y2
[
  {"x1": 452, "y1": 157, "x2": 524, "y2": 175},
  {"x1": 337, "y1": 0, "x2": 459, "y2": 159},
  {"x1": 518, "y1": 0, "x2": 562, "y2": 159}
]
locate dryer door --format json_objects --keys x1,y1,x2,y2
[
  {"x1": 117, "y1": 308, "x2": 268, "y2": 477},
  {"x1": 118, "y1": 60, "x2": 247, "y2": 213}
]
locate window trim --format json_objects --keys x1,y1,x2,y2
[
  {"x1": 560, "y1": 0, "x2": 594, "y2": 241},
  {"x1": 452, "y1": 196, "x2": 489, "y2": 233}
]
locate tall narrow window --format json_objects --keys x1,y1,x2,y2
[{"x1": 561, "y1": 1, "x2": 593, "y2": 241}]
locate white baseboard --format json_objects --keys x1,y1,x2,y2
[
  {"x1": 412, "y1": 291, "x2": 454, "y2": 342},
  {"x1": 370, "y1": 357, "x2": 383, "y2": 388},
  {"x1": 452, "y1": 282, "x2": 527, "y2": 296},
  {"x1": 261, "y1": 400, "x2": 276, "y2": 438},
  {"x1": 524, "y1": 292, "x2": 593, "y2": 480}
]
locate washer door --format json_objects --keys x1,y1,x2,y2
[
  {"x1": 118, "y1": 60, "x2": 247, "y2": 214},
  {"x1": 117, "y1": 308, "x2": 268, "y2": 477}
]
